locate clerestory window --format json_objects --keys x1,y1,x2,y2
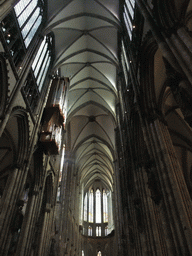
[
  {"x1": 103, "y1": 189, "x2": 108, "y2": 222},
  {"x1": 22, "y1": 34, "x2": 53, "y2": 111},
  {"x1": 96, "y1": 226, "x2": 101, "y2": 236},
  {"x1": 84, "y1": 193, "x2": 88, "y2": 221},
  {"x1": 14, "y1": 0, "x2": 44, "y2": 48},
  {"x1": 31, "y1": 36, "x2": 52, "y2": 91},
  {"x1": 1, "y1": 0, "x2": 45, "y2": 69},
  {"x1": 105, "y1": 226, "x2": 108, "y2": 236},
  {"x1": 89, "y1": 189, "x2": 94, "y2": 222},
  {"x1": 88, "y1": 226, "x2": 92, "y2": 236},
  {"x1": 123, "y1": 0, "x2": 135, "y2": 41},
  {"x1": 83, "y1": 186, "x2": 112, "y2": 237},
  {"x1": 121, "y1": 40, "x2": 129, "y2": 86},
  {"x1": 96, "y1": 189, "x2": 101, "y2": 223}
]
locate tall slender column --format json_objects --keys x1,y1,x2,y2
[
  {"x1": 113, "y1": 159, "x2": 123, "y2": 255},
  {"x1": 44, "y1": 208, "x2": 54, "y2": 256},
  {"x1": 37, "y1": 203, "x2": 51, "y2": 256},
  {"x1": 0, "y1": 166, "x2": 23, "y2": 252},
  {"x1": 15, "y1": 188, "x2": 39, "y2": 256},
  {"x1": 143, "y1": 117, "x2": 192, "y2": 254},
  {"x1": 60, "y1": 160, "x2": 73, "y2": 252},
  {"x1": 25, "y1": 186, "x2": 42, "y2": 255}
]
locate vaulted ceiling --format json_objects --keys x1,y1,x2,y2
[{"x1": 45, "y1": 0, "x2": 120, "y2": 191}]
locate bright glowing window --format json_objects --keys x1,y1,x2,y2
[
  {"x1": 14, "y1": 0, "x2": 43, "y2": 48},
  {"x1": 97, "y1": 251, "x2": 102, "y2": 256},
  {"x1": 88, "y1": 226, "x2": 92, "y2": 236},
  {"x1": 121, "y1": 40, "x2": 130, "y2": 86},
  {"x1": 96, "y1": 189, "x2": 101, "y2": 223},
  {"x1": 96, "y1": 226, "x2": 101, "y2": 236},
  {"x1": 83, "y1": 186, "x2": 111, "y2": 237},
  {"x1": 84, "y1": 193, "x2": 87, "y2": 221},
  {"x1": 89, "y1": 189, "x2": 94, "y2": 222},
  {"x1": 82, "y1": 250, "x2": 84, "y2": 256},
  {"x1": 123, "y1": 0, "x2": 135, "y2": 41},
  {"x1": 103, "y1": 190, "x2": 108, "y2": 223},
  {"x1": 33, "y1": 39, "x2": 47, "y2": 77},
  {"x1": 105, "y1": 226, "x2": 108, "y2": 236},
  {"x1": 16, "y1": 0, "x2": 37, "y2": 27},
  {"x1": 32, "y1": 37, "x2": 46, "y2": 73},
  {"x1": 31, "y1": 36, "x2": 52, "y2": 91},
  {"x1": 37, "y1": 54, "x2": 51, "y2": 91}
]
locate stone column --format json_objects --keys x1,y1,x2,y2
[
  {"x1": 143, "y1": 116, "x2": 192, "y2": 254},
  {"x1": 25, "y1": 186, "x2": 42, "y2": 255},
  {"x1": 37, "y1": 203, "x2": 51, "y2": 256},
  {"x1": 0, "y1": 166, "x2": 23, "y2": 252},
  {"x1": 15, "y1": 188, "x2": 39, "y2": 256},
  {"x1": 113, "y1": 159, "x2": 123, "y2": 255},
  {"x1": 60, "y1": 160, "x2": 73, "y2": 252},
  {"x1": 43, "y1": 208, "x2": 54, "y2": 256}
]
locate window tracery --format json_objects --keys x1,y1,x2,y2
[
  {"x1": 89, "y1": 189, "x2": 94, "y2": 222},
  {"x1": 103, "y1": 189, "x2": 108, "y2": 223},
  {"x1": 84, "y1": 192, "x2": 88, "y2": 221},
  {"x1": 123, "y1": 0, "x2": 135, "y2": 40},
  {"x1": 22, "y1": 34, "x2": 53, "y2": 111},
  {"x1": 88, "y1": 226, "x2": 92, "y2": 236},
  {"x1": 83, "y1": 185, "x2": 111, "y2": 237},
  {"x1": 14, "y1": 0, "x2": 43, "y2": 48},
  {"x1": 96, "y1": 189, "x2": 101, "y2": 223}
]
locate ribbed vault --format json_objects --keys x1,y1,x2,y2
[{"x1": 46, "y1": 0, "x2": 119, "y2": 191}]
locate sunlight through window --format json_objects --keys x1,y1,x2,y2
[
  {"x1": 103, "y1": 190, "x2": 108, "y2": 223},
  {"x1": 89, "y1": 189, "x2": 93, "y2": 222},
  {"x1": 96, "y1": 189, "x2": 101, "y2": 223},
  {"x1": 84, "y1": 193, "x2": 87, "y2": 221}
]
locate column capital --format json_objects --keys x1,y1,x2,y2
[{"x1": 45, "y1": 203, "x2": 52, "y2": 213}]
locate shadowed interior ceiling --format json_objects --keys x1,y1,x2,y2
[{"x1": 46, "y1": 0, "x2": 120, "y2": 190}]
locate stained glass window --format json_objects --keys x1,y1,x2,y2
[
  {"x1": 96, "y1": 226, "x2": 101, "y2": 236},
  {"x1": 105, "y1": 226, "x2": 108, "y2": 236},
  {"x1": 84, "y1": 193, "x2": 87, "y2": 221},
  {"x1": 88, "y1": 226, "x2": 92, "y2": 236},
  {"x1": 31, "y1": 36, "x2": 51, "y2": 91},
  {"x1": 103, "y1": 190, "x2": 108, "y2": 223},
  {"x1": 83, "y1": 187, "x2": 111, "y2": 237},
  {"x1": 121, "y1": 40, "x2": 129, "y2": 86},
  {"x1": 123, "y1": 0, "x2": 135, "y2": 41},
  {"x1": 89, "y1": 189, "x2": 93, "y2": 222},
  {"x1": 14, "y1": 0, "x2": 43, "y2": 48},
  {"x1": 96, "y1": 189, "x2": 101, "y2": 223}
]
